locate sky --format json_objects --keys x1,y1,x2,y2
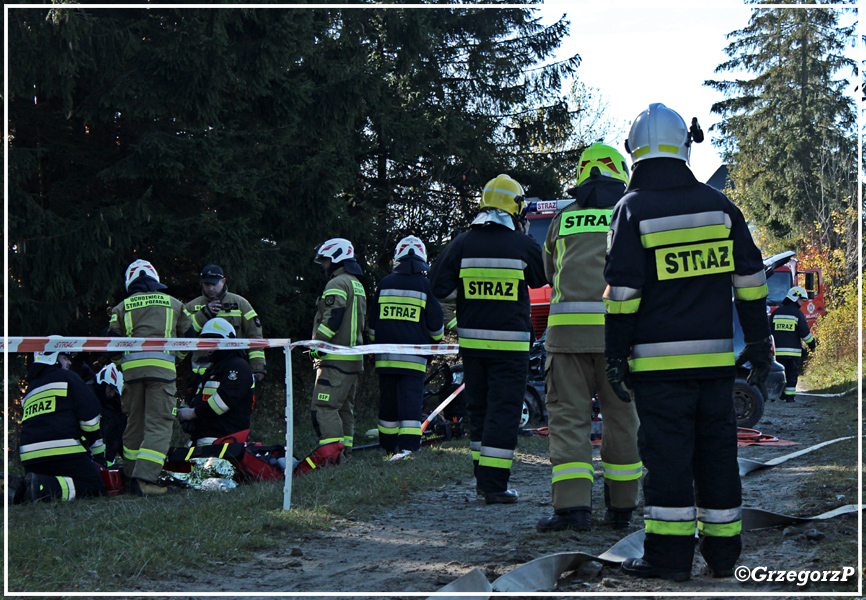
[{"x1": 537, "y1": 0, "x2": 860, "y2": 185}]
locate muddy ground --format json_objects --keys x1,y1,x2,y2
[{"x1": 137, "y1": 390, "x2": 860, "y2": 598}]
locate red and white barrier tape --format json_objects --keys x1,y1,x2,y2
[{"x1": 0, "y1": 336, "x2": 459, "y2": 356}]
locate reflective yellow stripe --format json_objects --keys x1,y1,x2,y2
[
  {"x1": 399, "y1": 426, "x2": 422, "y2": 436},
  {"x1": 121, "y1": 359, "x2": 177, "y2": 371},
  {"x1": 323, "y1": 289, "x2": 347, "y2": 300},
  {"x1": 547, "y1": 313, "x2": 605, "y2": 326},
  {"x1": 698, "y1": 520, "x2": 742, "y2": 537},
  {"x1": 378, "y1": 424, "x2": 399, "y2": 435},
  {"x1": 249, "y1": 350, "x2": 265, "y2": 360},
  {"x1": 552, "y1": 461, "x2": 594, "y2": 483},
  {"x1": 164, "y1": 308, "x2": 172, "y2": 338},
  {"x1": 124, "y1": 312, "x2": 133, "y2": 337},
  {"x1": 322, "y1": 354, "x2": 363, "y2": 361},
  {"x1": 733, "y1": 283, "x2": 768, "y2": 301},
  {"x1": 57, "y1": 476, "x2": 70, "y2": 501},
  {"x1": 458, "y1": 267, "x2": 525, "y2": 280},
  {"x1": 244, "y1": 309, "x2": 258, "y2": 320},
  {"x1": 317, "y1": 324, "x2": 335, "y2": 337},
  {"x1": 630, "y1": 352, "x2": 734, "y2": 372},
  {"x1": 379, "y1": 295, "x2": 427, "y2": 308},
  {"x1": 319, "y1": 437, "x2": 342, "y2": 445},
  {"x1": 479, "y1": 456, "x2": 512, "y2": 469},
  {"x1": 602, "y1": 461, "x2": 644, "y2": 481},
  {"x1": 459, "y1": 338, "x2": 530, "y2": 352},
  {"x1": 20, "y1": 445, "x2": 87, "y2": 461},
  {"x1": 645, "y1": 519, "x2": 696, "y2": 536},
  {"x1": 552, "y1": 238, "x2": 565, "y2": 303},
  {"x1": 375, "y1": 360, "x2": 426, "y2": 372},
  {"x1": 604, "y1": 297, "x2": 641, "y2": 314}
]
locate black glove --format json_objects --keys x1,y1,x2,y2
[
  {"x1": 181, "y1": 419, "x2": 196, "y2": 435},
  {"x1": 605, "y1": 357, "x2": 633, "y2": 403},
  {"x1": 735, "y1": 338, "x2": 772, "y2": 399},
  {"x1": 807, "y1": 339, "x2": 817, "y2": 353}
]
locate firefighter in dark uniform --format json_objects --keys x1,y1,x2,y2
[
  {"x1": 310, "y1": 238, "x2": 367, "y2": 455},
  {"x1": 537, "y1": 144, "x2": 642, "y2": 532},
  {"x1": 604, "y1": 104, "x2": 772, "y2": 580},
  {"x1": 369, "y1": 236, "x2": 444, "y2": 457},
  {"x1": 183, "y1": 264, "x2": 266, "y2": 381},
  {"x1": 14, "y1": 342, "x2": 106, "y2": 504},
  {"x1": 108, "y1": 259, "x2": 193, "y2": 496},
  {"x1": 771, "y1": 286, "x2": 816, "y2": 402},
  {"x1": 177, "y1": 318, "x2": 255, "y2": 444},
  {"x1": 430, "y1": 174, "x2": 546, "y2": 504}
]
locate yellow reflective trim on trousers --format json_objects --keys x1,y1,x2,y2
[
  {"x1": 319, "y1": 438, "x2": 342, "y2": 445},
  {"x1": 121, "y1": 359, "x2": 177, "y2": 371},
  {"x1": 552, "y1": 461, "x2": 594, "y2": 483},
  {"x1": 775, "y1": 350, "x2": 802, "y2": 357},
  {"x1": 378, "y1": 424, "x2": 399, "y2": 435},
  {"x1": 446, "y1": 317, "x2": 457, "y2": 329},
  {"x1": 459, "y1": 338, "x2": 530, "y2": 352},
  {"x1": 698, "y1": 520, "x2": 742, "y2": 537},
  {"x1": 733, "y1": 283, "x2": 768, "y2": 301},
  {"x1": 399, "y1": 426, "x2": 422, "y2": 436},
  {"x1": 629, "y1": 352, "x2": 734, "y2": 372},
  {"x1": 547, "y1": 313, "x2": 605, "y2": 326},
  {"x1": 471, "y1": 450, "x2": 481, "y2": 461},
  {"x1": 375, "y1": 360, "x2": 426, "y2": 372},
  {"x1": 479, "y1": 456, "x2": 512, "y2": 469},
  {"x1": 604, "y1": 297, "x2": 641, "y2": 314},
  {"x1": 602, "y1": 460, "x2": 644, "y2": 481},
  {"x1": 343, "y1": 438, "x2": 353, "y2": 447},
  {"x1": 57, "y1": 476, "x2": 70, "y2": 501},
  {"x1": 459, "y1": 267, "x2": 525, "y2": 280},
  {"x1": 645, "y1": 519, "x2": 696, "y2": 536}
]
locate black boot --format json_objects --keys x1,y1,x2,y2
[
  {"x1": 484, "y1": 489, "x2": 519, "y2": 504},
  {"x1": 621, "y1": 557, "x2": 690, "y2": 582},
  {"x1": 605, "y1": 508, "x2": 633, "y2": 530},
  {"x1": 536, "y1": 508, "x2": 591, "y2": 532}
]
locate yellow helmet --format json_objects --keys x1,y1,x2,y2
[
  {"x1": 576, "y1": 143, "x2": 629, "y2": 186},
  {"x1": 480, "y1": 174, "x2": 525, "y2": 215}
]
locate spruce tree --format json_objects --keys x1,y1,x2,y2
[{"x1": 705, "y1": 0, "x2": 857, "y2": 264}]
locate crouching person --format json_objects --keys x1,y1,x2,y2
[
  {"x1": 177, "y1": 318, "x2": 255, "y2": 445},
  {"x1": 14, "y1": 342, "x2": 106, "y2": 504}
]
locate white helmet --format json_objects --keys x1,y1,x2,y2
[
  {"x1": 200, "y1": 317, "x2": 236, "y2": 339},
  {"x1": 627, "y1": 103, "x2": 692, "y2": 164},
  {"x1": 786, "y1": 286, "x2": 808, "y2": 302},
  {"x1": 124, "y1": 259, "x2": 161, "y2": 291},
  {"x1": 394, "y1": 235, "x2": 428, "y2": 263},
  {"x1": 33, "y1": 335, "x2": 69, "y2": 365},
  {"x1": 96, "y1": 363, "x2": 124, "y2": 394},
  {"x1": 315, "y1": 238, "x2": 354, "y2": 264}
]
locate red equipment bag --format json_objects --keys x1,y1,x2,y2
[
  {"x1": 164, "y1": 430, "x2": 285, "y2": 483},
  {"x1": 98, "y1": 465, "x2": 124, "y2": 494},
  {"x1": 293, "y1": 441, "x2": 345, "y2": 477}
]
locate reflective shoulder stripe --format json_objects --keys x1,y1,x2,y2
[
  {"x1": 379, "y1": 289, "x2": 427, "y2": 301},
  {"x1": 773, "y1": 314, "x2": 799, "y2": 321},
  {"x1": 22, "y1": 382, "x2": 68, "y2": 406},
  {"x1": 244, "y1": 309, "x2": 258, "y2": 320},
  {"x1": 323, "y1": 288, "x2": 348, "y2": 300},
  {"x1": 80, "y1": 415, "x2": 101, "y2": 432},
  {"x1": 460, "y1": 257, "x2": 527, "y2": 270},
  {"x1": 802, "y1": 332, "x2": 814, "y2": 342}
]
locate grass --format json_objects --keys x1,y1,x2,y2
[{"x1": 6, "y1": 438, "x2": 471, "y2": 592}]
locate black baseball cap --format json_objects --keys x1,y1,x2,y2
[{"x1": 200, "y1": 264, "x2": 225, "y2": 284}]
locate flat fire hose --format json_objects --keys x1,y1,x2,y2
[{"x1": 428, "y1": 435, "x2": 862, "y2": 596}]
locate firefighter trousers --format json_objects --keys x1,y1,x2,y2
[
  {"x1": 377, "y1": 372, "x2": 424, "y2": 452},
  {"x1": 462, "y1": 353, "x2": 527, "y2": 493},
  {"x1": 121, "y1": 380, "x2": 177, "y2": 483},
  {"x1": 633, "y1": 377, "x2": 742, "y2": 574},
  {"x1": 22, "y1": 454, "x2": 106, "y2": 501},
  {"x1": 311, "y1": 366, "x2": 358, "y2": 450},
  {"x1": 545, "y1": 352, "x2": 641, "y2": 513},
  {"x1": 778, "y1": 356, "x2": 801, "y2": 400}
]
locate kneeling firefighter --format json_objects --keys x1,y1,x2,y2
[
  {"x1": 14, "y1": 340, "x2": 106, "y2": 504},
  {"x1": 177, "y1": 318, "x2": 255, "y2": 445}
]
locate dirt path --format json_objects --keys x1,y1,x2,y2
[{"x1": 139, "y1": 392, "x2": 860, "y2": 597}]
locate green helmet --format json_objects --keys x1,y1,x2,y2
[
  {"x1": 576, "y1": 143, "x2": 629, "y2": 187},
  {"x1": 480, "y1": 174, "x2": 525, "y2": 215}
]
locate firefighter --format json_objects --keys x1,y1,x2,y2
[
  {"x1": 88, "y1": 363, "x2": 127, "y2": 467},
  {"x1": 14, "y1": 342, "x2": 106, "y2": 504},
  {"x1": 429, "y1": 174, "x2": 546, "y2": 504},
  {"x1": 177, "y1": 318, "x2": 255, "y2": 444},
  {"x1": 771, "y1": 286, "x2": 816, "y2": 402},
  {"x1": 537, "y1": 143, "x2": 642, "y2": 532},
  {"x1": 310, "y1": 238, "x2": 367, "y2": 456},
  {"x1": 183, "y1": 264, "x2": 266, "y2": 381},
  {"x1": 604, "y1": 104, "x2": 771, "y2": 580},
  {"x1": 108, "y1": 259, "x2": 193, "y2": 497},
  {"x1": 369, "y1": 236, "x2": 445, "y2": 457}
]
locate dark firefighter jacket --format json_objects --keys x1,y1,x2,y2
[
  {"x1": 771, "y1": 300, "x2": 815, "y2": 358},
  {"x1": 189, "y1": 350, "x2": 255, "y2": 441},
  {"x1": 544, "y1": 178, "x2": 625, "y2": 354},
  {"x1": 429, "y1": 217, "x2": 546, "y2": 358},
  {"x1": 19, "y1": 363, "x2": 104, "y2": 465},
  {"x1": 369, "y1": 255, "x2": 445, "y2": 375},
  {"x1": 604, "y1": 158, "x2": 770, "y2": 381}
]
